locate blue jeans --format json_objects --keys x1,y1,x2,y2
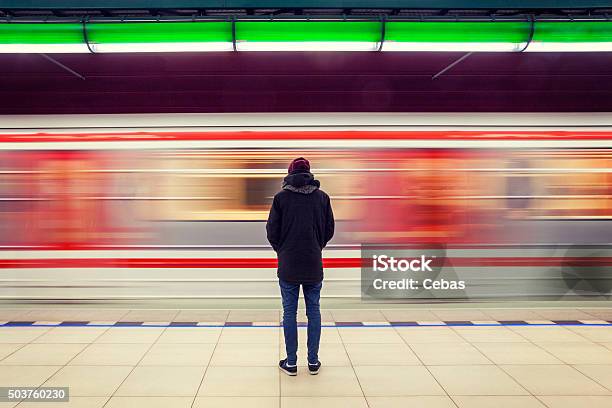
[{"x1": 279, "y1": 279, "x2": 322, "y2": 365}]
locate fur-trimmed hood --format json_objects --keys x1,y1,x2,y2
[{"x1": 282, "y1": 172, "x2": 320, "y2": 194}]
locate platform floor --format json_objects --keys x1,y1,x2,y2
[{"x1": 1, "y1": 307, "x2": 612, "y2": 408}]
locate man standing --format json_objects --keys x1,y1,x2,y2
[{"x1": 266, "y1": 157, "x2": 335, "y2": 376}]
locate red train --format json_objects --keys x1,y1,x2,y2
[{"x1": 0, "y1": 114, "x2": 610, "y2": 299}]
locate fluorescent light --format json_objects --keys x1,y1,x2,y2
[
  {"x1": 90, "y1": 42, "x2": 234, "y2": 52},
  {"x1": 236, "y1": 41, "x2": 380, "y2": 51},
  {"x1": 383, "y1": 41, "x2": 526, "y2": 52},
  {"x1": 1, "y1": 21, "x2": 612, "y2": 53},
  {"x1": 526, "y1": 42, "x2": 612, "y2": 52},
  {"x1": 0, "y1": 43, "x2": 89, "y2": 53}
]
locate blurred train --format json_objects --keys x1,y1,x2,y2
[{"x1": 0, "y1": 113, "x2": 610, "y2": 301}]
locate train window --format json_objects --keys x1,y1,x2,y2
[
  {"x1": 139, "y1": 151, "x2": 357, "y2": 221},
  {"x1": 506, "y1": 151, "x2": 611, "y2": 220},
  {"x1": 244, "y1": 162, "x2": 280, "y2": 209}
]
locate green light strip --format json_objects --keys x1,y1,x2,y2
[
  {"x1": 385, "y1": 22, "x2": 532, "y2": 43},
  {"x1": 236, "y1": 21, "x2": 381, "y2": 42},
  {"x1": 0, "y1": 23, "x2": 82, "y2": 44},
  {"x1": 88, "y1": 22, "x2": 232, "y2": 43},
  {"x1": 533, "y1": 22, "x2": 612, "y2": 42},
  {"x1": 1, "y1": 21, "x2": 611, "y2": 48}
]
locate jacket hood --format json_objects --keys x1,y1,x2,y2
[{"x1": 282, "y1": 172, "x2": 320, "y2": 194}]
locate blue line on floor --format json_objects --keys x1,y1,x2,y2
[{"x1": 1, "y1": 323, "x2": 611, "y2": 328}]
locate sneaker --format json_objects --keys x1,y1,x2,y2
[
  {"x1": 279, "y1": 359, "x2": 297, "y2": 376},
  {"x1": 308, "y1": 360, "x2": 321, "y2": 375}
]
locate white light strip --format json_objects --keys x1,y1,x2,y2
[
  {"x1": 1, "y1": 41, "x2": 612, "y2": 53},
  {"x1": 236, "y1": 41, "x2": 380, "y2": 51},
  {"x1": 0, "y1": 42, "x2": 234, "y2": 53},
  {"x1": 0, "y1": 43, "x2": 89, "y2": 53},
  {"x1": 90, "y1": 42, "x2": 234, "y2": 52},
  {"x1": 382, "y1": 41, "x2": 525, "y2": 52},
  {"x1": 526, "y1": 42, "x2": 612, "y2": 52}
]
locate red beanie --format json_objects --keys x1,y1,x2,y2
[{"x1": 288, "y1": 157, "x2": 310, "y2": 174}]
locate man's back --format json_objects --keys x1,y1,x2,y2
[{"x1": 266, "y1": 171, "x2": 334, "y2": 283}]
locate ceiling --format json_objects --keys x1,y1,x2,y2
[{"x1": 0, "y1": 51, "x2": 611, "y2": 114}]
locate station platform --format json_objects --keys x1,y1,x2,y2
[{"x1": 1, "y1": 305, "x2": 612, "y2": 408}]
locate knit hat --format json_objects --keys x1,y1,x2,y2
[{"x1": 288, "y1": 157, "x2": 310, "y2": 174}]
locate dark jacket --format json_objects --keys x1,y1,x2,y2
[{"x1": 266, "y1": 172, "x2": 335, "y2": 283}]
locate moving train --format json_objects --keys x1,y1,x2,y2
[{"x1": 0, "y1": 113, "x2": 610, "y2": 301}]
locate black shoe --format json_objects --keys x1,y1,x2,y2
[
  {"x1": 308, "y1": 360, "x2": 321, "y2": 375},
  {"x1": 279, "y1": 359, "x2": 297, "y2": 376}
]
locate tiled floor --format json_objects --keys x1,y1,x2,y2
[{"x1": 0, "y1": 308, "x2": 611, "y2": 407}]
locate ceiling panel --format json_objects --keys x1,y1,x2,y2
[{"x1": 0, "y1": 52, "x2": 610, "y2": 113}]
